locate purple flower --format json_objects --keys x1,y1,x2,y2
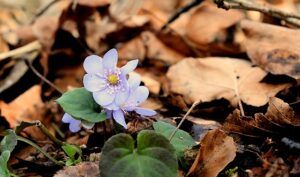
[
  {"x1": 83, "y1": 48, "x2": 138, "y2": 106},
  {"x1": 106, "y1": 73, "x2": 156, "y2": 128},
  {"x1": 62, "y1": 113, "x2": 95, "y2": 133}
]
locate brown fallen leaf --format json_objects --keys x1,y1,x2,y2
[
  {"x1": 167, "y1": 57, "x2": 290, "y2": 107},
  {"x1": 223, "y1": 97, "x2": 300, "y2": 140},
  {"x1": 77, "y1": 0, "x2": 110, "y2": 7},
  {"x1": 119, "y1": 31, "x2": 185, "y2": 65},
  {"x1": 0, "y1": 85, "x2": 46, "y2": 140},
  {"x1": 241, "y1": 20, "x2": 300, "y2": 79},
  {"x1": 185, "y1": 2, "x2": 244, "y2": 54},
  {"x1": 188, "y1": 129, "x2": 237, "y2": 177},
  {"x1": 54, "y1": 162, "x2": 100, "y2": 177},
  {"x1": 109, "y1": 0, "x2": 143, "y2": 22}
]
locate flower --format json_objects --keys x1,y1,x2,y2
[
  {"x1": 106, "y1": 73, "x2": 156, "y2": 128},
  {"x1": 83, "y1": 48, "x2": 138, "y2": 107},
  {"x1": 62, "y1": 113, "x2": 95, "y2": 133}
]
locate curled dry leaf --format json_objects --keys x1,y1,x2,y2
[
  {"x1": 54, "y1": 162, "x2": 100, "y2": 177},
  {"x1": 223, "y1": 97, "x2": 300, "y2": 140},
  {"x1": 188, "y1": 129, "x2": 236, "y2": 177},
  {"x1": 167, "y1": 57, "x2": 290, "y2": 107},
  {"x1": 185, "y1": 2, "x2": 244, "y2": 54},
  {"x1": 241, "y1": 20, "x2": 300, "y2": 79}
]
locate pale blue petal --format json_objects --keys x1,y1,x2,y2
[
  {"x1": 105, "y1": 110, "x2": 113, "y2": 119},
  {"x1": 134, "y1": 107, "x2": 156, "y2": 116},
  {"x1": 69, "y1": 119, "x2": 81, "y2": 133},
  {"x1": 62, "y1": 113, "x2": 73, "y2": 123},
  {"x1": 81, "y1": 121, "x2": 95, "y2": 129},
  {"x1": 113, "y1": 109, "x2": 127, "y2": 129},
  {"x1": 83, "y1": 55, "x2": 103, "y2": 74},
  {"x1": 105, "y1": 102, "x2": 120, "y2": 110},
  {"x1": 93, "y1": 89, "x2": 115, "y2": 106},
  {"x1": 131, "y1": 86, "x2": 149, "y2": 105},
  {"x1": 83, "y1": 74, "x2": 107, "y2": 92},
  {"x1": 103, "y1": 48, "x2": 118, "y2": 69},
  {"x1": 115, "y1": 89, "x2": 130, "y2": 106},
  {"x1": 121, "y1": 59, "x2": 138, "y2": 75},
  {"x1": 128, "y1": 72, "x2": 141, "y2": 90}
]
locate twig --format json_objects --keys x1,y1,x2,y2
[
  {"x1": 30, "y1": 0, "x2": 60, "y2": 24},
  {"x1": 233, "y1": 69, "x2": 245, "y2": 116},
  {"x1": 25, "y1": 60, "x2": 63, "y2": 94},
  {"x1": 161, "y1": 0, "x2": 204, "y2": 30},
  {"x1": 0, "y1": 41, "x2": 41, "y2": 61},
  {"x1": 17, "y1": 136, "x2": 64, "y2": 166},
  {"x1": 214, "y1": 0, "x2": 300, "y2": 27},
  {"x1": 169, "y1": 100, "x2": 201, "y2": 141},
  {"x1": 72, "y1": 0, "x2": 78, "y2": 11}
]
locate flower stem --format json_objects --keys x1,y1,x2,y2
[{"x1": 17, "y1": 136, "x2": 64, "y2": 166}]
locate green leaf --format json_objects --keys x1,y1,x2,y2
[
  {"x1": 57, "y1": 88, "x2": 106, "y2": 123},
  {"x1": 100, "y1": 130, "x2": 178, "y2": 177},
  {"x1": 153, "y1": 121, "x2": 196, "y2": 157},
  {"x1": 0, "y1": 130, "x2": 17, "y2": 177},
  {"x1": 0, "y1": 151, "x2": 10, "y2": 177},
  {"x1": 0, "y1": 130, "x2": 17, "y2": 153},
  {"x1": 62, "y1": 144, "x2": 82, "y2": 166}
]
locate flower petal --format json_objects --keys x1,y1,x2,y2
[
  {"x1": 83, "y1": 74, "x2": 107, "y2": 92},
  {"x1": 115, "y1": 89, "x2": 130, "y2": 106},
  {"x1": 83, "y1": 55, "x2": 103, "y2": 74},
  {"x1": 103, "y1": 48, "x2": 118, "y2": 69},
  {"x1": 128, "y1": 72, "x2": 141, "y2": 90},
  {"x1": 105, "y1": 102, "x2": 120, "y2": 110},
  {"x1": 62, "y1": 113, "x2": 73, "y2": 123},
  {"x1": 69, "y1": 119, "x2": 81, "y2": 133},
  {"x1": 131, "y1": 86, "x2": 149, "y2": 105},
  {"x1": 121, "y1": 59, "x2": 138, "y2": 75},
  {"x1": 113, "y1": 109, "x2": 127, "y2": 129},
  {"x1": 105, "y1": 110, "x2": 113, "y2": 119},
  {"x1": 93, "y1": 89, "x2": 115, "y2": 106},
  {"x1": 81, "y1": 121, "x2": 95, "y2": 129},
  {"x1": 134, "y1": 107, "x2": 156, "y2": 116}
]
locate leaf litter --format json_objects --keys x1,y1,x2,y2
[{"x1": 0, "y1": 0, "x2": 299, "y2": 176}]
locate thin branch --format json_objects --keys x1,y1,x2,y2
[
  {"x1": 30, "y1": 0, "x2": 60, "y2": 24},
  {"x1": 25, "y1": 60, "x2": 63, "y2": 94},
  {"x1": 161, "y1": 0, "x2": 205, "y2": 30},
  {"x1": 215, "y1": 0, "x2": 300, "y2": 27},
  {"x1": 169, "y1": 100, "x2": 201, "y2": 141},
  {"x1": 0, "y1": 41, "x2": 41, "y2": 61}
]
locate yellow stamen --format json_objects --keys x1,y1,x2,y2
[{"x1": 107, "y1": 74, "x2": 119, "y2": 85}]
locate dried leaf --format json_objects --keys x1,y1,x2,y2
[
  {"x1": 223, "y1": 97, "x2": 300, "y2": 140},
  {"x1": 119, "y1": 31, "x2": 185, "y2": 65},
  {"x1": 167, "y1": 57, "x2": 290, "y2": 107},
  {"x1": 54, "y1": 162, "x2": 100, "y2": 177},
  {"x1": 188, "y1": 129, "x2": 236, "y2": 177},
  {"x1": 241, "y1": 20, "x2": 300, "y2": 79},
  {"x1": 184, "y1": 2, "x2": 244, "y2": 54},
  {"x1": 77, "y1": 0, "x2": 110, "y2": 7},
  {"x1": 0, "y1": 85, "x2": 44, "y2": 127}
]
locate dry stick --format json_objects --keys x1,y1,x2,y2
[
  {"x1": 216, "y1": 0, "x2": 300, "y2": 27},
  {"x1": 233, "y1": 69, "x2": 245, "y2": 116},
  {"x1": 0, "y1": 41, "x2": 41, "y2": 61},
  {"x1": 25, "y1": 60, "x2": 63, "y2": 94},
  {"x1": 169, "y1": 100, "x2": 201, "y2": 141}
]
